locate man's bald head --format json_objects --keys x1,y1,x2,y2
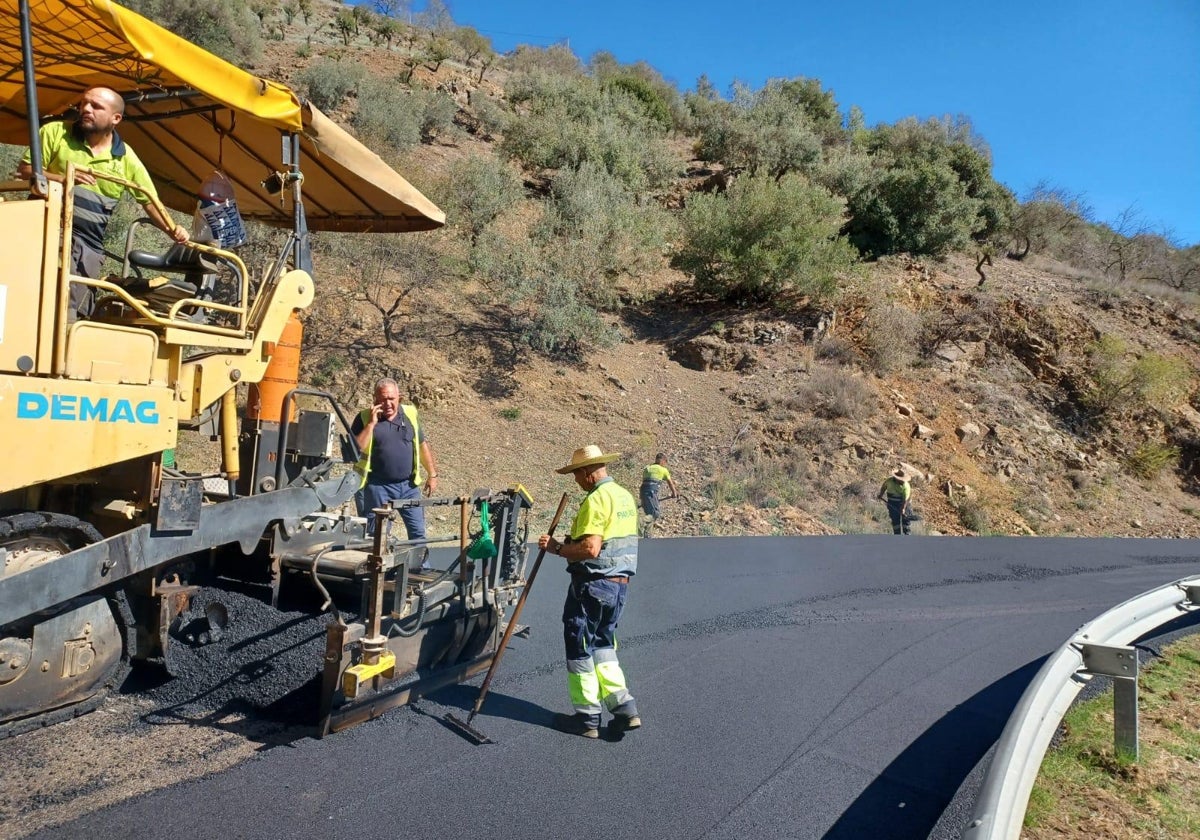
[
  {"x1": 75, "y1": 87, "x2": 124, "y2": 140},
  {"x1": 83, "y1": 86, "x2": 125, "y2": 115}
]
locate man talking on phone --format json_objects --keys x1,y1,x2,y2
[{"x1": 351, "y1": 377, "x2": 440, "y2": 544}]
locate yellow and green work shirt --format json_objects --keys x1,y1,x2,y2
[
  {"x1": 570, "y1": 477, "x2": 638, "y2": 577},
  {"x1": 642, "y1": 463, "x2": 671, "y2": 483},
  {"x1": 882, "y1": 477, "x2": 911, "y2": 502},
  {"x1": 23, "y1": 121, "x2": 160, "y2": 254}
]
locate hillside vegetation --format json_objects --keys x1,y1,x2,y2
[{"x1": 14, "y1": 0, "x2": 1200, "y2": 538}]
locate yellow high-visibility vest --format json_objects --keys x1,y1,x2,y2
[{"x1": 354, "y1": 404, "x2": 423, "y2": 489}]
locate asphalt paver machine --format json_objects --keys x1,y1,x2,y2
[{"x1": 0, "y1": 0, "x2": 534, "y2": 737}]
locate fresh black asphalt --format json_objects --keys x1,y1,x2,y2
[{"x1": 30, "y1": 535, "x2": 1200, "y2": 840}]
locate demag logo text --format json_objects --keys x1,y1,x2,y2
[{"x1": 15, "y1": 392, "x2": 160, "y2": 424}]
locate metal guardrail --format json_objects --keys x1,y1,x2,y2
[{"x1": 962, "y1": 575, "x2": 1200, "y2": 840}]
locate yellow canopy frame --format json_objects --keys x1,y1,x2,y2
[{"x1": 0, "y1": 0, "x2": 445, "y2": 232}]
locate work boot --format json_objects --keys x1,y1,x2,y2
[
  {"x1": 609, "y1": 701, "x2": 641, "y2": 733},
  {"x1": 552, "y1": 712, "x2": 599, "y2": 739}
]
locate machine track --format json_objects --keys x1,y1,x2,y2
[{"x1": 0, "y1": 511, "x2": 131, "y2": 739}]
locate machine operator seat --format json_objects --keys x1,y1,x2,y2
[{"x1": 118, "y1": 243, "x2": 220, "y2": 316}]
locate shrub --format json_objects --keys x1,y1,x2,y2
[
  {"x1": 673, "y1": 172, "x2": 859, "y2": 304},
  {"x1": 500, "y1": 71, "x2": 680, "y2": 192},
  {"x1": 814, "y1": 335, "x2": 859, "y2": 366},
  {"x1": 469, "y1": 231, "x2": 619, "y2": 361},
  {"x1": 956, "y1": 498, "x2": 992, "y2": 534},
  {"x1": 847, "y1": 159, "x2": 983, "y2": 258},
  {"x1": 504, "y1": 44, "x2": 583, "y2": 76},
  {"x1": 796, "y1": 365, "x2": 877, "y2": 420},
  {"x1": 352, "y1": 82, "x2": 458, "y2": 150},
  {"x1": 842, "y1": 116, "x2": 1014, "y2": 258},
  {"x1": 1083, "y1": 335, "x2": 1194, "y2": 421},
  {"x1": 689, "y1": 77, "x2": 839, "y2": 180},
  {"x1": 1125, "y1": 442, "x2": 1179, "y2": 479},
  {"x1": 435, "y1": 155, "x2": 524, "y2": 244},
  {"x1": 861, "y1": 303, "x2": 921, "y2": 374},
  {"x1": 532, "y1": 162, "x2": 671, "y2": 307},
  {"x1": 602, "y1": 75, "x2": 673, "y2": 132},
  {"x1": 296, "y1": 59, "x2": 365, "y2": 112}
]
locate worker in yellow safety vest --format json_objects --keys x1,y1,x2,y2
[
  {"x1": 877, "y1": 466, "x2": 914, "y2": 535},
  {"x1": 351, "y1": 378, "x2": 439, "y2": 552},
  {"x1": 639, "y1": 452, "x2": 678, "y2": 538},
  {"x1": 539, "y1": 445, "x2": 641, "y2": 739}
]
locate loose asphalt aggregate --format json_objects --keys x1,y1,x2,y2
[{"x1": 24, "y1": 535, "x2": 1200, "y2": 840}]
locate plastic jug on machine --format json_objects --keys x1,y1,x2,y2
[{"x1": 194, "y1": 170, "x2": 247, "y2": 248}]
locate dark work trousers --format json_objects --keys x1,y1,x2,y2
[
  {"x1": 885, "y1": 496, "x2": 911, "y2": 535},
  {"x1": 640, "y1": 481, "x2": 661, "y2": 519},
  {"x1": 358, "y1": 479, "x2": 426, "y2": 540},
  {"x1": 563, "y1": 576, "x2": 635, "y2": 725}
]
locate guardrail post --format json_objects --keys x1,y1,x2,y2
[{"x1": 1078, "y1": 642, "x2": 1139, "y2": 761}]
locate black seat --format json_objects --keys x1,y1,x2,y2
[
  {"x1": 127, "y1": 243, "x2": 221, "y2": 282},
  {"x1": 119, "y1": 244, "x2": 221, "y2": 315},
  {"x1": 118, "y1": 274, "x2": 200, "y2": 310}
]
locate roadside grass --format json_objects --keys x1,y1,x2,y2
[{"x1": 1023, "y1": 632, "x2": 1200, "y2": 839}]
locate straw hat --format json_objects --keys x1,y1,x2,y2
[
  {"x1": 555, "y1": 445, "x2": 621, "y2": 474},
  {"x1": 892, "y1": 467, "x2": 910, "y2": 482}
]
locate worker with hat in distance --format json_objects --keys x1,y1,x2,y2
[
  {"x1": 538, "y1": 444, "x2": 641, "y2": 739},
  {"x1": 877, "y1": 466, "x2": 915, "y2": 535}
]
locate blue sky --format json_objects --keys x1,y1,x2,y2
[{"x1": 442, "y1": 0, "x2": 1200, "y2": 246}]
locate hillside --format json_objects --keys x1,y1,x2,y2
[{"x1": 243, "y1": 3, "x2": 1200, "y2": 541}]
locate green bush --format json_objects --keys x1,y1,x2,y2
[
  {"x1": 504, "y1": 44, "x2": 583, "y2": 76},
  {"x1": 673, "y1": 172, "x2": 859, "y2": 303},
  {"x1": 533, "y1": 162, "x2": 671, "y2": 307},
  {"x1": 435, "y1": 155, "x2": 524, "y2": 244},
  {"x1": 352, "y1": 82, "x2": 457, "y2": 150},
  {"x1": 296, "y1": 59, "x2": 366, "y2": 112},
  {"x1": 1125, "y1": 441, "x2": 1180, "y2": 479},
  {"x1": 469, "y1": 231, "x2": 619, "y2": 361},
  {"x1": 689, "y1": 78, "x2": 826, "y2": 180},
  {"x1": 847, "y1": 159, "x2": 983, "y2": 258},
  {"x1": 602, "y1": 75, "x2": 673, "y2": 132},
  {"x1": 500, "y1": 71, "x2": 680, "y2": 192},
  {"x1": 843, "y1": 116, "x2": 1014, "y2": 258},
  {"x1": 1083, "y1": 335, "x2": 1194, "y2": 421}
]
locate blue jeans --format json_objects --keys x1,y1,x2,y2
[{"x1": 358, "y1": 479, "x2": 425, "y2": 540}]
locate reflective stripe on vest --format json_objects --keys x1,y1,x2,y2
[
  {"x1": 572, "y1": 479, "x2": 639, "y2": 577},
  {"x1": 354, "y1": 404, "x2": 423, "y2": 489}
]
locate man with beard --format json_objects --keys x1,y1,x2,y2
[{"x1": 19, "y1": 86, "x2": 188, "y2": 320}]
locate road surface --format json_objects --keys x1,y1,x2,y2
[{"x1": 18, "y1": 535, "x2": 1200, "y2": 840}]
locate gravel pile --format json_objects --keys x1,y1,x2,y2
[{"x1": 127, "y1": 581, "x2": 353, "y2": 731}]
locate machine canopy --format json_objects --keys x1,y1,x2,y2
[{"x1": 0, "y1": 0, "x2": 445, "y2": 232}]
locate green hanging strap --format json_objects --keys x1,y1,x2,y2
[{"x1": 466, "y1": 499, "x2": 498, "y2": 560}]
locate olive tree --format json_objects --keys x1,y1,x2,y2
[{"x1": 673, "y1": 172, "x2": 859, "y2": 303}]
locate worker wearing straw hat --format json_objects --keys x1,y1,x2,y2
[
  {"x1": 538, "y1": 445, "x2": 641, "y2": 739},
  {"x1": 877, "y1": 466, "x2": 915, "y2": 535}
]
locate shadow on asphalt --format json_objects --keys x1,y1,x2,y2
[
  {"x1": 823, "y1": 656, "x2": 1048, "y2": 840},
  {"x1": 427, "y1": 684, "x2": 632, "y2": 743}
]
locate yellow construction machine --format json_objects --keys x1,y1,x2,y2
[{"x1": 0, "y1": 0, "x2": 534, "y2": 738}]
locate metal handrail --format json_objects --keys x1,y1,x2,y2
[{"x1": 962, "y1": 575, "x2": 1200, "y2": 839}]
